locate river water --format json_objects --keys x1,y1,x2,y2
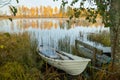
[{"x1": 0, "y1": 18, "x2": 109, "y2": 53}]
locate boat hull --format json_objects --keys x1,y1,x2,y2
[
  {"x1": 47, "y1": 59, "x2": 90, "y2": 75},
  {"x1": 38, "y1": 49, "x2": 91, "y2": 75}
]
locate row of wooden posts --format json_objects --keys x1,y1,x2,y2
[{"x1": 75, "y1": 40, "x2": 111, "y2": 66}]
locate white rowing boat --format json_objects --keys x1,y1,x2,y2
[{"x1": 38, "y1": 46, "x2": 91, "y2": 75}]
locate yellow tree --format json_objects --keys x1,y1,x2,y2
[
  {"x1": 43, "y1": 6, "x2": 47, "y2": 17},
  {"x1": 48, "y1": 6, "x2": 53, "y2": 17},
  {"x1": 36, "y1": 7, "x2": 39, "y2": 17},
  {"x1": 54, "y1": 6, "x2": 58, "y2": 17},
  {"x1": 54, "y1": 6, "x2": 58, "y2": 14},
  {"x1": 39, "y1": 6, "x2": 43, "y2": 16},
  {"x1": 16, "y1": 6, "x2": 21, "y2": 17},
  {"x1": 30, "y1": 7, "x2": 35, "y2": 17},
  {"x1": 22, "y1": 6, "x2": 26, "y2": 17}
]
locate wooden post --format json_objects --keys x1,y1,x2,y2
[
  {"x1": 93, "y1": 48, "x2": 97, "y2": 66},
  {"x1": 75, "y1": 40, "x2": 111, "y2": 64},
  {"x1": 75, "y1": 40, "x2": 78, "y2": 49}
]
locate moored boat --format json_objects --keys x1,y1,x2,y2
[{"x1": 38, "y1": 46, "x2": 91, "y2": 75}]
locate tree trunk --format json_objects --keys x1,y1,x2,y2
[{"x1": 110, "y1": 0, "x2": 120, "y2": 69}]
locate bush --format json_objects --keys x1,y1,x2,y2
[{"x1": 0, "y1": 32, "x2": 42, "y2": 79}]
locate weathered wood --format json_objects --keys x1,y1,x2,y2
[
  {"x1": 75, "y1": 40, "x2": 111, "y2": 64},
  {"x1": 77, "y1": 45, "x2": 111, "y2": 64},
  {"x1": 56, "y1": 50, "x2": 74, "y2": 60},
  {"x1": 75, "y1": 40, "x2": 103, "y2": 55},
  {"x1": 99, "y1": 47, "x2": 111, "y2": 54}
]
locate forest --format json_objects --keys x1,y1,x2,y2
[{"x1": 1, "y1": 5, "x2": 101, "y2": 19}]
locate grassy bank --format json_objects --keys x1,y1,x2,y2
[
  {"x1": 0, "y1": 32, "x2": 42, "y2": 79},
  {"x1": 0, "y1": 32, "x2": 85, "y2": 80},
  {"x1": 87, "y1": 31, "x2": 111, "y2": 46},
  {"x1": 0, "y1": 32, "x2": 119, "y2": 80}
]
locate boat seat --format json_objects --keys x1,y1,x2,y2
[{"x1": 39, "y1": 48, "x2": 61, "y2": 59}]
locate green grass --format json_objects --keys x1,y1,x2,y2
[
  {"x1": 58, "y1": 36, "x2": 71, "y2": 53},
  {"x1": 0, "y1": 32, "x2": 42, "y2": 79},
  {"x1": 0, "y1": 32, "x2": 84, "y2": 80},
  {"x1": 87, "y1": 31, "x2": 111, "y2": 46},
  {"x1": 0, "y1": 32, "x2": 119, "y2": 80}
]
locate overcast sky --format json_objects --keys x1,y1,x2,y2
[
  {"x1": 0, "y1": 0, "x2": 96, "y2": 14},
  {"x1": 0, "y1": 0, "x2": 60, "y2": 14},
  {"x1": 11, "y1": 0, "x2": 62, "y2": 7}
]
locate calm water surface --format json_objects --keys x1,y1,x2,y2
[{"x1": 0, "y1": 18, "x2": 109, "y2": 53}]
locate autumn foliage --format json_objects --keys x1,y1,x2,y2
[
  {"x1": 16, "y1": 6, "x2": 67, "y2": 18},
  {"x1": 15, "y1": 5, "x2": 101, "y2": 18}
]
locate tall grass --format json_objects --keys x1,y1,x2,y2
[
  {"x1": 0, "y1": 32, "x2": 119, "y2": 80},
  {"x1": 71, "y1": 46, "x2": 120, "y2": 80},
  {"x1": 0, "y1": 32, "x2": 85, "y2": 80},
  {"x1": 58, "y1": 36, "x2": 71, "y2": 53},
  {"x1": 87, "y1": 31, "x2": 111, "y2": 46},
  {"x1": 0, "y1": 32, "x2": 42, "y2": 79}
]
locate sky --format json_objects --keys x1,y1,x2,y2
[
  {"x1": 0, "y1": 0, "x2": 61, "y2": 14},
  {"x1": 11, "y1": 0, "x2": 62, "y2": 7},
  {"x1": 0, "y1": 0, "x2": 82, "y2": 8},
  {"x1": 0, "y1": 0, "x2": 96, "y2": 14},
  {"x1": 10, "y1": 0, "x2": 96, "y2": 8}
]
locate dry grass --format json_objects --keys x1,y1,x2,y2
[
  {"x1": 0, "y1": 32, "x2": 84, "y2": 80},
  {"x1": 87, "y1": 31, "x2": 110, "y2": 46},
  {"x1": 0, "y1": 32, "x2": 119, "y2": 80}
]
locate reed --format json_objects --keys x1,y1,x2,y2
[
  {"x1": 0, "y1": 32, "x2": 119, "y2": 80},
  {"x1": 0, "y1": 32, "x2": 82, "y2": 80},
  {"x1": 71, "y1": 46, "x2": 120, "y2": 80},
  {"x1": 58, "y1": 36, "x2": 71, "y2": 53},
  {"x1": 0, "y1": 32, "x2": 42, "y2": 79},
  {"x1": 87, "y1": 31, "x2": 110, "y2": 46}
]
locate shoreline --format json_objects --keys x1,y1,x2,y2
[{"x1": 0, "y1": 16, "x2": 69, "y2": 19}]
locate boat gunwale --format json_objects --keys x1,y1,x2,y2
[
  {"x1": 39, "y1": 52, "x2": 91, "y2": 62},
  {"x1": 38, "y1": 46, "x2": 91, "y2": 62}
]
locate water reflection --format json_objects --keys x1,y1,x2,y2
[
  {"x1": 0, "y1": 18, "x2": 104, "y2": 32},
  {"x1": 15, "y1": 19, "x2": 67, "y2": 30},
  {"x1": 0, "y1": 18, "x2": 109, "y2": 53}
]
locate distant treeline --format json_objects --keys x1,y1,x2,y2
[{"x1": 1, "y1": 5, "x2": 101, "y2": 18}]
